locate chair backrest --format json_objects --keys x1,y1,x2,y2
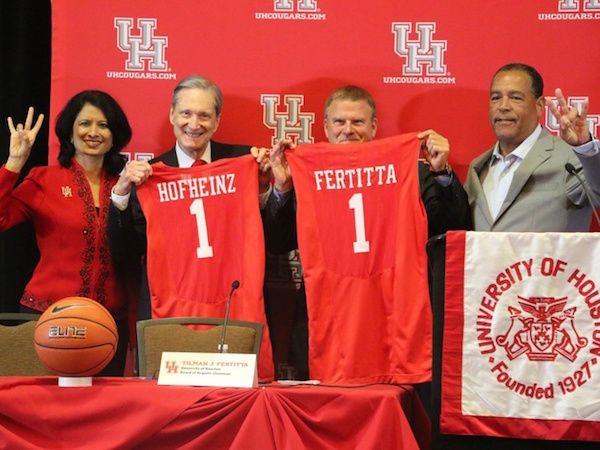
[
  {"x1": 136, "y1": 317, "x2": 263, "y2": 378},
  {"x1": 0, "y1": 313, "x2": 52, "y2": 376}
]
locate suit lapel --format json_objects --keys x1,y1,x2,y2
[
  {"x1": 154, "y1": 148, "x2": 178, "y2": 167},
  {"x1": 469, "y1": 148, "x2": 495, "y2": 228},
  {"x1": 211, "y1": 141, "x2": 228, "y2": 161}
]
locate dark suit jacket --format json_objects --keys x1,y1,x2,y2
[{"x1": 108, "y1": 141, "x2": 252, "y2": 319}]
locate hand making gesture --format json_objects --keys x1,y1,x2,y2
[
  {"x1": 6, "y1": 107, "x2": 45, "y2": 172},
  {"x1": 546, "y1": 88, "x2": 591, "y2": 147}
]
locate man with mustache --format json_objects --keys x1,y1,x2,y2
[{"x1": 464, "y1": 63, "x2": 600, "y2": 231}]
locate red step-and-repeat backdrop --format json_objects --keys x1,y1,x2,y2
[
  {"x1": 50, "y1": 0, "x2": 600, "y2": 180},
  {"x1": 50, "y1": 0, "x2": 600, "y2": 425}
]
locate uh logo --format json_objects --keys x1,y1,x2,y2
[
  {"x1": 391, "y1": 22, "x2": 447, "y2": 77},
  {"x1": 165, "y1": 361, "x2": 179, "y2": 374},
  {"x1": 273, "y1": 0, "x2": 318, "y2": 12},
  {"x1": 261, "y1": 94, "x2": 315, "y2": 145},
  {"x1": 114, "y1": 18, "x2": 169, "y2": 72},
  {"x1": 559, "y1": 0, "x2": 600, "y2": 11}
]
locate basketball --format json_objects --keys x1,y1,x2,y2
[{"x1": 34, "y1": 297, "x2": 119, "y2": 377}]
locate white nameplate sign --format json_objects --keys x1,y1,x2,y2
[{"x1": 157, "y1": 352, "x2": 258, "y2": 388}]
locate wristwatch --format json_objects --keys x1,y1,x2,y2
[{"x1": 430, "y1": 163, "x2": 452, "y2": 177}]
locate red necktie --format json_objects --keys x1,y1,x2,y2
[{"x1": 192, "y1": 159, "x2": 207, "y2": 167}]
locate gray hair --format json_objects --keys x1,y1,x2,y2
[{"x1": 171, "y1": 74, "x2": 223, "y2": 115}]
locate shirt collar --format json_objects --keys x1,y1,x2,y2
[
  {"x1": 175, "y1": 141, "x2": 212, "y2": 168},
  {"x1": 491, "y1": 124, "x2": 543, "y2": 163}
]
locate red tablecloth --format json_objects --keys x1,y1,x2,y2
[{"x1": 0, "y1": 377, "x2": 429, "y2": 449}]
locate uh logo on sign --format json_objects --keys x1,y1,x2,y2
[
  {"x1": 391, "y1": 22, "x2": 447, "y2": 77},
  {"x1": 114, "y1": 17, "x2": 169, "y2": 72}
]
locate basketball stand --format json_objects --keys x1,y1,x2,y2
[{"x1": 58, "y1": 377, "x2": 92, "y2": 387}]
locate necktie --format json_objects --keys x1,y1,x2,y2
[{"x1": 192, "y1": 159, "x2": 207, "y2": 167}]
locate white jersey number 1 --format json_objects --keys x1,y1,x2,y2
[
  {"x1": 190, "y1": 199, "x2": 214, "y2": 258},
  {"x1": 349, "y1": 193, "x2": 370, "y2": 253}
]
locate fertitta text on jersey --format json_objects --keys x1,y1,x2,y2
[{"x1": 313, "y1": 164, "x2": 397, "y2": 190}]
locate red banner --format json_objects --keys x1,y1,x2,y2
[{"x1": 443, "y1": 231, "x2": 600, "y2": 442}]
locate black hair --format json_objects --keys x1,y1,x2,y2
[
  {"x1": 493, "y1": 63, "x2": 544, "y2": 99},
  {"x1": 55, "y1": 90, "x2": 131, "y2": 175}
]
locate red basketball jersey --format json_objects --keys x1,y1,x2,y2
[
  {"x1": 286, "y1": 133, "x2": 432, "y2": 384},
  {"x1": 136, "y1": 156, "x2": 274, "y2": 380}
]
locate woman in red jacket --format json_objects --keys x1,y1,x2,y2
[{"x1": 1, "y1": 90, "x2": 137, "y2": 376}]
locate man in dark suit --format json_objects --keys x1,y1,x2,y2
[
  {"x1": 264, "y1": 85, "x2": 472, "y2": 381},
  {"x1": 108, "y1": 74, "x2": 272, "y2": 320}
]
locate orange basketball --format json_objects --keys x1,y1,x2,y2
[{"x1": 34, "y1": 297, "x2": 118, "y2": 377}]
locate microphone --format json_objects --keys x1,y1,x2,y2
[
  {"x1": 565, "y1": 163, "x2": 600, "y2": 228},
  {"x1": 218, "y1": 280, "x2": 240, "y2": 353}
]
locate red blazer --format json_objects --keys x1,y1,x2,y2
[{"x1": 0, "y1": 160, "x2": 133, "y2": 319}]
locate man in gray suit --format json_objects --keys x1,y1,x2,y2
[{"x1": 464, "y1": 63, "x2": 600, "y2": 232}]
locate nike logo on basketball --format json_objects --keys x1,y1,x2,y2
[{"x1": 51, "y1": 304, "x2": 87, "y2": 313}]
